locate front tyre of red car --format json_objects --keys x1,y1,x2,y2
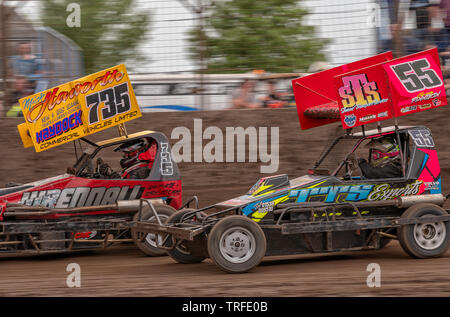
[
  {"x1": 165, "y1": 208, "x2": 207, "y2": 264},
  {"x1": 207, "y1": 215, "x2": 266, "y2": 273},
  {"x1": 398, "y1": 203, "x2": 450, "y2": 259},
  {"x1": 132, "y1": 203, "x2": 176, "y2": 256}
]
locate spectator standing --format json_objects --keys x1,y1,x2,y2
[{"x1": 9, "y1": 42, "x2": 47, "y2": 94}]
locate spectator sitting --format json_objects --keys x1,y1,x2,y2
[{"x1": 231, "y1": 79, "x2": 260, "y2": 109}]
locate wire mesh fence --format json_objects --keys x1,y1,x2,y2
[{"x1": 1, "y1": 0, "x2": 449, "y2": 115}]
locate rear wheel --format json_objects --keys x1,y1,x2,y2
[
  {"x1": 207, "y1": 215, "x2": 266, "y2": 273},
  {"x1": 132, "y1": 203, "x2": 176, "y2": 256},
  {"x1": 398, "y1": 203, "x2": 450, "y2": 258},
  {"x1": 166, "y1": 209, "x2": 206, "y2": 264}
]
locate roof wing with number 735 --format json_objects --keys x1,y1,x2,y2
[{"x1": 17, "y1": 64, "x2": 142, "y2": 152}]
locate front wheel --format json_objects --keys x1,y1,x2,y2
[
  {"x1": 132, "y1": 203, "x2": 176, "y2": 256},
  {"x1": 207, "y1": 215, "x2": 266, "y2": 273},
  {"x1": 166, "y1": 209, "x2": 206, "y2": 264},
  {"x1": 398, "y1": 203, "x2": 450, "y2": 258}
]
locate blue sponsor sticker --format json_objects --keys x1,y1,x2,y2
[{"x1": 344, "y1": 114, "x2": 356, "y2": 127}]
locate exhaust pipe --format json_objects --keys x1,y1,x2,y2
[{"x1": 397, "y1": 194, "x2": 445, "y2": 208}]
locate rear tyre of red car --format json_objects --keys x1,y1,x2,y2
[
  {"x1": 132, "y1": 203, "x2": 176, "y2": 256},
  {"x1": 207, "y1": 215, "x2": 266, "y2": 273},
  {"x1": 398, "y1": 203, "x2": 450, "y2": 258},
  {"x1": 166, "y1": 209, "x2": 207, "y2": 264}
]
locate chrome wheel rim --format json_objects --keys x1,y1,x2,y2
[
  {"x1": 414, "y1": 216, "x2": 446, "y2": 250},
  {"x1": 145, "y1": 215, "x2": 169, "y2": 247},
  {"x1": 219, "y1": 227, "x2": 256, "y2": 264}
]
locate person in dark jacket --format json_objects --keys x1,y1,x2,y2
[{"x1": 357, "y1": 136, "x2": 403, "y2": 179}]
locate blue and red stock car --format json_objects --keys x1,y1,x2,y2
[{"x1": 134, "y1": 48, "x2": 450, "y2": 273}]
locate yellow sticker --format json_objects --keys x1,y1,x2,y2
[{"x1": 18, "y1": 64, "x2": 141, "y2": 152}]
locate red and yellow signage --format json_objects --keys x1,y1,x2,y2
[
  {"x1": 334, "y1": 62, "x2": 393, "y2": 129},
  {"x1": 292, "y1": 48, "x2": 446, "y2": 130},
  {"x1": 18, "y1": 64, "x2": 141, "y2": 152}
]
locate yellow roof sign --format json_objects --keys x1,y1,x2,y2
[{"x1": 18, "y1": 64, "x2": 142, "y2": 152}]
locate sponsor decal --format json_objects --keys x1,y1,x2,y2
[
  {"x1": 432, "y1": 98, "x2": 441, "y2": 106},
  {"x1": 23, "y1": 69, "x2": 125, "y2": 123},
  {"x1": 344, "y1": 114, "x2": 357, "y2": 127},
  {"x1": 359, "y1": 114, "x2": 377, "y2": 122},
  {"x1": 254, "y1": 201, "x2": 275, "y2": 214},
  {"x1": 377, "y1": 111, "x2": 388, "y2": 118},
  {"x1": 411, "y1": 91, "x2": 441, "y2": 103},
  {"x1": 73, "y1": 231, "x2": 97, "y2": 240},
  {"x1": 289, "y1": 181, "x2": 422, "y2": 203},
  {"x1": 424, "y1": 181, "x2": 440, "y2": 191},
  {"x1": 289, "y1": 184, "x2": 374, "y2": 203},
  {"x1": 338, "y1": 74, "x2": 389, "y2": 114},
  {"x1": 400, "y1": 105, "x2": 417, "y2": 113},
  {"x1": 367, "y1": 181, "x2": 422, "y2": 200},
  {"x1": 419, "y1": 103, "x2": 432, "y2": 110},
  {"x1": 19, "y1": 186, "x2": 144, "y2": 208},
  {"x1": 36, "y1": 110, "x2": 83, "y2": 144}
]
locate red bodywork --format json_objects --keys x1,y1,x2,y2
[
  {"x1": 0, "y1": 174, "x2": 182, "y2": 221},
  {"x1": 292, "y1": 48, "x2": 446, "y2": 130}
]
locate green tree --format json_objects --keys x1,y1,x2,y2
[
  {"x1": 189, "y1": 0, "x2": 327, "y2": 73},
  {"x1": 41, "y1": 0, "x2": 151, "y2": 74}
]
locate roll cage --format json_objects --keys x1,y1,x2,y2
[
  {"x1": 311, "y1": 126, "x2": 423, "y2": 181},
  {"x1": 72, "y1": 130, "x2": 180, "y2": 181}
]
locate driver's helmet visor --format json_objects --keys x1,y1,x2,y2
[{"x1": 123, "y1": 150, "x2": 139, "y2": 159}]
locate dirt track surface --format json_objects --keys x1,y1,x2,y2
[
  {"x1": 2, "y1": 107, "x2": 450, "y2": 296},
  {"x1": 1, "y1": 242, "x2": 450, "y2": 296}
]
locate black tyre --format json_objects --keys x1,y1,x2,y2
[
  {"x1": 132, "y1": 203, "x2": 176, "y2": 256},
  {"x1": 166, "y1": 209, "x2": 206, "y2": 264},
  {"x1": 398, "y1": 203, "x2": 450, "y2": 258},
  {"x1": 207, "y1": 215, "x2": 266, "y2": 273}
]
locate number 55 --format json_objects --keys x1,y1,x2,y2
[{"x1": 390, "y1": 58, "x2": 442, "y2": 93}]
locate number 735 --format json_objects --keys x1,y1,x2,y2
[{"x1": 85, "y1": 82, "x2": 131, "y2": 124}]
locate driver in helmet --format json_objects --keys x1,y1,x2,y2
[
  {"x1": 357, "y1": 136, "x2": 403, "y2": 179},
  {"x1": 114, "y1": 138, "x2": 158, "y2": 179}
]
